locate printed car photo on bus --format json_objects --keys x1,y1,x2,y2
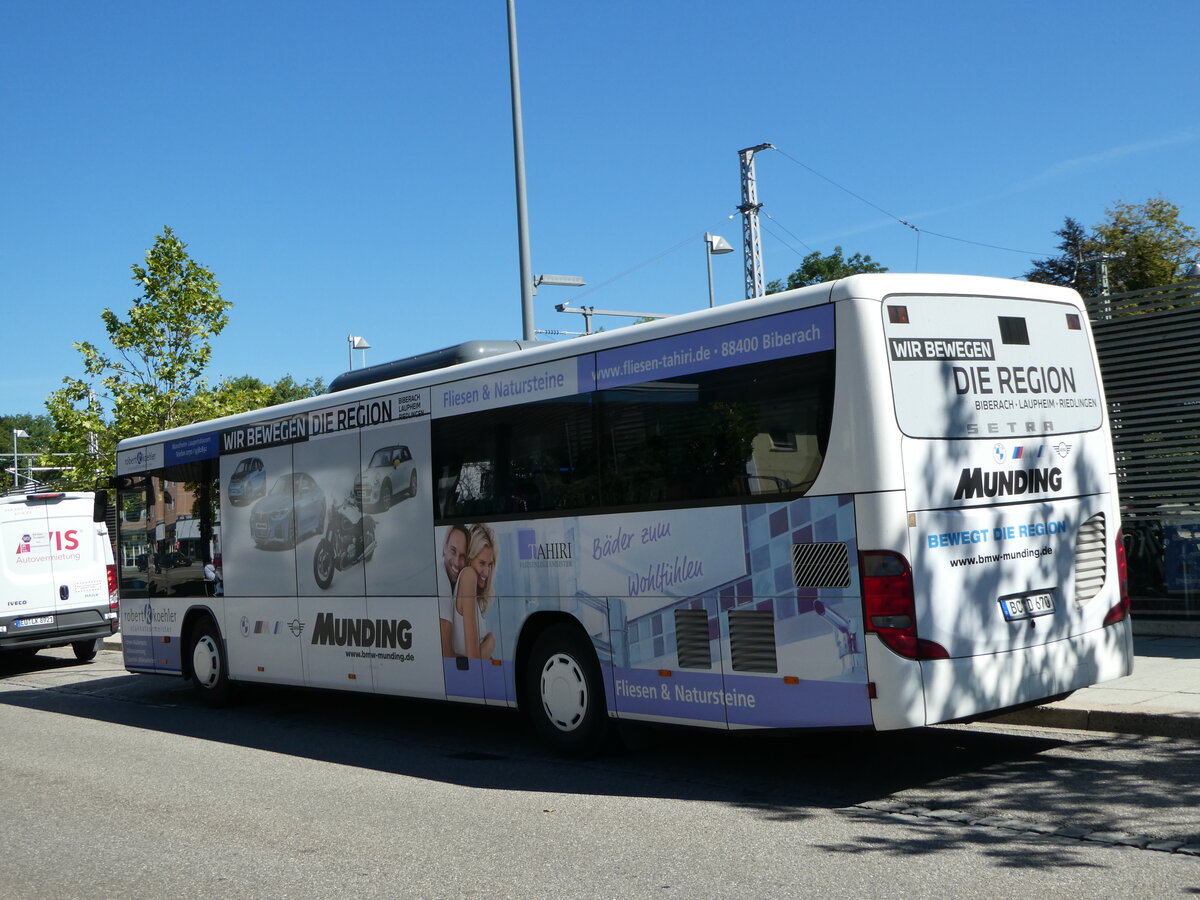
[
  {"x1": 355, "y1": 444, "x2": 418, "y2": 512},
  {"x1": 249, "y1": 473, "x2": 327, "y2": 549},
  {"x1": 226, "y1": 456, "x2": 266, "y2": 505}
]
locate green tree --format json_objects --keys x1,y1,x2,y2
[
  {"x1": 45, "y1": 227, "x2": 231, "y2": 487},
  {"x1": 1093, "y1": 197, "x2": 1200, "y2": 292},
  {"x1": 1025, "y1": 216, "x2": 1093, "y2": 294},
  {"x1": 195, "y1": 373, "x2": 327, "y2": 420},
  {"x1": 766, "y1": 246, "x2": 887, "y2": 293},
  {"x1": 1, "y1": 413, "x2": 55, "y2": 490}
]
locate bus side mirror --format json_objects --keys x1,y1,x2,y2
[{"x1": 93, "y1": 490, "x2": 109, "y2": 523}]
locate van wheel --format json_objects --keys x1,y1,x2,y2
[
  {"x1": 72, "y1": 639, "x2": 99, "y2": 661},
  {"x1": 524, "y1": 624, "x2": 609, "y2": 756},
  {"x1": 188, "y1": 618, "x2": 232, "y2": 706}
]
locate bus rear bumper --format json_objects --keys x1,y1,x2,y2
[{"x1": 920, "y1": 618, "x2": 1134, "y2": 726}]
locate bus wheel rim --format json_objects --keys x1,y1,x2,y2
[
  {"x1": 540, "y1": 652, "x2": 588, "y2": 732},
  {"x1": 193, "y1": 635, "x2": 220, "y2": 688}
]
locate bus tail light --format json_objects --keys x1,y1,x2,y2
[
  {"x1": 1103, "y1": 529, "x2": 1131, "y2": 626},
  {"x1": 861, "y1": 550, "x2": 949, "y2": 661}
]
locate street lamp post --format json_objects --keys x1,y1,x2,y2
[
  {"x1": 347, "y1": 335, "x2": 371, "y2": 370},
  {"x1": 704, "y1": 233, "x2": 734, "y2": 307},
  {"x1": 507, "y1": 0, "x2": 535, "y2": 340},
  {"x1": 11, "y1": 428, "x2": 29, "y2": 490}
]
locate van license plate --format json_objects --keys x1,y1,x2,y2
[
  {"x1": 14, "y1": 615, "x2": 54, "y2": 628},
  {"x1": 999, "y1": 593, "x2": 1054, "y2": 621}
]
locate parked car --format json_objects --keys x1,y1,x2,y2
[
  {"x1": 227, "y1": 456, "x2": 267, "y2": 506},
  {"x1": 249, "y1": 473, "x2": 326, "y2": 549},
  {"x1": 355, "y1": 445, "x2": 418, "y2": 512}
]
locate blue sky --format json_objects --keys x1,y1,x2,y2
[{"x1": 3, "y1": 0, "x2": 1199, "y2": 417}]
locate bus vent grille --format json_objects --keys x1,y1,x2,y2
[
  {"x1": 791, "y1": 542, "x2": 851, "y2": 588},
  {"x1": 1074, "y1": 512, "x2": 1107, "y2": 604},
  {"x1": 674, "y1": 609, "x2": 712, "y2": 669},
  {"x1": 728, "y1": 610, "x2": 778, "y2": 673}
]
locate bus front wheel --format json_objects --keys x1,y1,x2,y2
[
  {"x1": 188, "y1": 618, "x2": 232, "y2": 706},
  {"x1": 524, "y1": 624, "x2": 609, "y2": 756}
]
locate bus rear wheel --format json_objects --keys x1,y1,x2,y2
[
  {"x1": 524, "y1": 624, "x2": 609, "y2": 756},
  {"x1": 188, "y1": 617, "x2": 232, "y2": 706}
]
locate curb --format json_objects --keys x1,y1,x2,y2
[{"x1": 987, "y1": 705, "x2": 1200, "y2": 741}]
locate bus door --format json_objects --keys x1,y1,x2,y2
[{"x1": 114, "y1": 478, "x2": 160, "y2": 671}]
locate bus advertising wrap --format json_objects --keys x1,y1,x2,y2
[
  {"x1": 585, "y1": 305, "x2": 834, "y2": 391},
  {"x1": 438, "y1": 494, "x2": 869, "y2": 729}
]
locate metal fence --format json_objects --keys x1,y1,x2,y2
[{"x1": 1086, "y1": 278, "x2": 1200, "y2": 620}]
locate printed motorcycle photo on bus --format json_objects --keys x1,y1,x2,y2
[{"x1": 311, "y1": 491, "x2": 377, "y2": 590}]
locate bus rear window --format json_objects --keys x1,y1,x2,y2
[{"x1": 884, "y1": 295, "x2": 1104, "y2": 439}]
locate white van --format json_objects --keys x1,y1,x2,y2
[{"x1": 0, "y1": 491, "x2": 119, "y2": 660}]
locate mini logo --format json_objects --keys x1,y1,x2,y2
[
  {"x1": 288, "y1": 618, "x2": 306, "y2": 637},
  {"x1": 240, "y1": 615, "x2": 250, "y2": 636},
  {"x1": 993, "y1": 444, "x2": 1006, "y2": 464},
  {"x1": 1054, "y1": 442, "x2": 1073, "y2": 458}
]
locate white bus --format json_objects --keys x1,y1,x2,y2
[{"x1": 113, "y1": 273, "x2": 1133, "y2": 752}]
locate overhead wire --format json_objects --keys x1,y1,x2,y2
[
  {"x1": 762, "y1": 212, "x2": 816, "y2": 257},
  {"x1": 557, "y1": 145, "x2": 1058, "y2": 306},
  {"x1": 568, "y1": 231, "x2": 702, "y2": 303},
  {"x1": 769, "y1": 145, "x2": 1055, "y2": 260}
]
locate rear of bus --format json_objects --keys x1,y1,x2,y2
[{"x1": 842, "y1": 275, "x2": 1133, "y2": 728}]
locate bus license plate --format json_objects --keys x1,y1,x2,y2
[
  {"x1": 999, "y1": 593, "x2": 1054, "y2": 622},
  {"x1": 14, "y1": 615, "x2": 55, "y2": 628}
]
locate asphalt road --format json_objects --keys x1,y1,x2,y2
[{"x1": 1, "y1": 647, "x2": 1197, "y2": 899}]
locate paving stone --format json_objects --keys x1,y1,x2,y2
[
  {"x1": 926, "y1": 809, "x2": 974, "y2": 823},
  {"x1": 1083, "y1": 831, "x2": 1145, "y2": 847},
  {"x1": 1051, "y1": 825, "x2": 1092, "y2": 838}
]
